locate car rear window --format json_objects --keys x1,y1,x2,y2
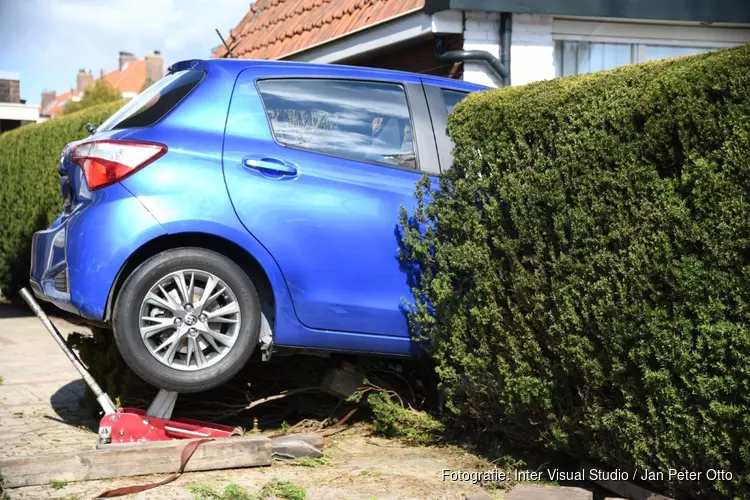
[{"x1": 97, "y1": 69, "x2": 205, "y2": 132}]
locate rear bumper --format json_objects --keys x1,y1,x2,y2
[
  {"x1": 29, "y1": 182, "x2": 166, "y2": 321},
  {"x1": 29, "y1": 219, "x2": 79, "y2": 314}
]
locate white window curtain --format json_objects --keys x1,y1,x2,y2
[
  {"x1": 555, "y1": 41, "x2": 719, "y2": 77},
  {"x1": 639, "y1": 45, "x2": 717, "y2": 62}
]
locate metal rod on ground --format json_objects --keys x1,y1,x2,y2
[{"x1": 19, "y1": 287, "x2": 117, "y2": 414}]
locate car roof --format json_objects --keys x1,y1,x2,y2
[{"x1": 186, "y1": 58, "x2": 488, "y2": 93}]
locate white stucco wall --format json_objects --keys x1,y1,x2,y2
[
  {"x1": 462, "y1": 11, "x2": 503, "y2": 87},
  {"x1": 0, "y1": 102, "x2": 40, "y2": 122},
  {"x1": 461, "y1": 12, "x2": 555, "y2": 87},
  {"x1": 510, "y1": 14, "x2": 555, "y2": 86}
]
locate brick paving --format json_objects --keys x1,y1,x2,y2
[
  {"x1": 0, "y1": 304, "x2": 195, "y2": 499},
  {"x1": 0, "y1": 305, "x2": 97, "y2": 460}
]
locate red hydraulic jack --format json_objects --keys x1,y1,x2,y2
[{"x1": 20, "y1": 288, "x2": 241, "y2": 444}]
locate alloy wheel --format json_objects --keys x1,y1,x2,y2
[{"x1": 138, "y1": 269, "x2": 241, "y2": 371}]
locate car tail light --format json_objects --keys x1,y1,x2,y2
[{"x1": 72, "y1": 139, "x2": 167, "y2": 190}]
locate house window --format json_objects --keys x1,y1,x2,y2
[
  {"x1": 639, "y1": 45, "x2": 718, "y2": 62},
  {"x1": 554, "y1": 40, "x2": 720, "y2": 77},
  {"x1": 257, "y1": 79, "x2": 416, "y2": 169}
]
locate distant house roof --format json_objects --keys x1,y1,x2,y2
[
  {"x1": 42, "y1": 60, "x2": 148, "y2": 117},
  {"x1": 102, "y1": 60, "x2": 147, "y2": 94},
  {"x1": 43, "y1": 89, "x2": 79, "y2": 118},
  {"x1": 213, "y1": 0, "x2": 426, "y2": 60}
]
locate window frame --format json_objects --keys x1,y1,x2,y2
[
  {"x1": 552, "y1": 18, "x2": 750, "y2": 48},
  {"x1": 551, "y1": 18, "x2": 748, "y2": 78},
  {"x1": 254, "y1": 76, "x2": 427, "y2": 174},
  {"x1": 553, "y1": 39, "x2": 728, "y2": 77}
]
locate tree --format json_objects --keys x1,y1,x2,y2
[{"x1": 63, "y1": 80, "x2": 122, "y2": 115}]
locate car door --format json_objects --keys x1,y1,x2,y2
[{"x1": 222, "y1": 67, "x2": 439, "y2": 338}]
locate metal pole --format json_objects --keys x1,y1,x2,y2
[{"x1": 19, "y1": 288, "x2": 117, "y2": 415}]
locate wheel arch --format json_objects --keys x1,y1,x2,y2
[{"x1": 104, "y1": 232, "x2": 276, "y2": 334}]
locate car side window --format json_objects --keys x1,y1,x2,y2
[
  {"x1": 256, "y1": 79, "x2": 417, "y2": 169},
  {"x1": 441, "y1": 89, "x2": 469, "y2": 115}
]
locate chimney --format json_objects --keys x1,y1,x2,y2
[
  {"x1": 40, "y1": 90, "x2": 56, "y2": 113},
  {"x1": 76, "y1": 68, "x2": 94, "y2": 92},
  {"x1": 0, "y1": 72, "x2": 21, "y2": 103},
  {"x1": 119, "y1": 51, "x2": 136, "y2": 70},
  {"x1": 145, "y1": 50, "x2": 164, "y2": 84}
]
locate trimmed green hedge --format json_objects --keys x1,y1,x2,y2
[
  {"x1": 0, "y1": 100, "x2": 124, "y2": 298},
  {"x1": 400, "y1": 45, "x2": 750, "y2": 499}
]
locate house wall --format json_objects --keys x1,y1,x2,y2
[
  {"x1": 462, "y1": 11, "x2": 503, "y2": 87},
  {"x1": 511, "y1": 14, "x2": 555, "y2": 85},
  {"x1": 460, "y1": 11, "x2": 750, "y2": 88},
  {"x1": 462, "y1": 12, "x2": 555, "y2": 87}
]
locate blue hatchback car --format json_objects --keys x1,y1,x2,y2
[{"x1": 30, "y1": 59, "x2": 485, "y2": 392}]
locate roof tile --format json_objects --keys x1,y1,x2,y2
[{"x1": 215, "y1": 0, "x2": 425, "y2": 60}]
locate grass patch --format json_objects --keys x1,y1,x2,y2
[
  {"x1": 289, "y1": 454, "x2": 331, "y2": 468},
  {"x1": 0, "y1": 470, "x2": 9, "y2": 500},
  {"x1": 188, "y1": 480, "x2": 306, "y2": 500},
  {"x1": 189, "y1": 482, "x2": 247, "y2": 500},
  {"x1": 359, "y1": 470, "x2": 382, "y2": 478},
  {"x1": 50, "y1": 479, "x2": 68, "y2": 489},
  {"x1": 256, "y1": 479, "x2": 306, "y2": 500}
]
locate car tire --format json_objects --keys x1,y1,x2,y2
[{"x1": 112, "y1": 247, "x2": 261, "y2": 393}]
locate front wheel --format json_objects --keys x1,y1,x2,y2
[{"x1": 112, "y1": 248, "x2": 261, "y2": 393}]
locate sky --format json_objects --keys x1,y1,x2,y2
[{"x1": 0, "y1": 0, "x2": 252, "y2": 105}]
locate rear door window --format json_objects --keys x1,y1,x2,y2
[
  {"x1": 256, "y1": 79, "x2": 417, "y2": 170},
  {"x1": 97, "y1": 69, "x2": 205, "y2": 132},
  {"x1": 442, "y1": 89, "x2": 469, "y2": 114},
  {"x1": 422, "y1": 85, "x2": 473, "y2": 172}
]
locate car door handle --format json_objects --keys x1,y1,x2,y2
[{"x1": 243, "y1": 157, "x2": 297, "y2": 176}]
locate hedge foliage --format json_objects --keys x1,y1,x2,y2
[
  {"x1": 0, "y1": 100, "x2": 124, "y2": 298},
  {"x1": 400, "y1": 45, "x2": 750, "y2": 499}
]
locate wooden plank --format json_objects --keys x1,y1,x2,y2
[
  {"x1": 0, "y1": 436, "x2": 272, "y2": 488},
  {"x1": 506, "y1": 484, "x2": 592, "y2": 500},
  {"x1": 580, "y1": 462, "x2": 674, "y2": 500}
]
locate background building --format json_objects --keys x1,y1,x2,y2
[
  {"x1": 41, "y1": 50, "x2": 164, "y2": 118},
  {"x1": 213, "y1": 0, "x2": 750, "y2": 88},
  {"x1": 0, "y1": 72, "x2": 44, "y2": 134}
]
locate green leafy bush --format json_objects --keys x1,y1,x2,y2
[
  {"x1": 0, "y1": 100, "x2": 124, "y2": 298},
  {"x1": 400, "y1": 45, "x2": 750, "y2": 499},
  {"x1": 367, "y1": 391, "x2": 444, "y2": 445}
]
